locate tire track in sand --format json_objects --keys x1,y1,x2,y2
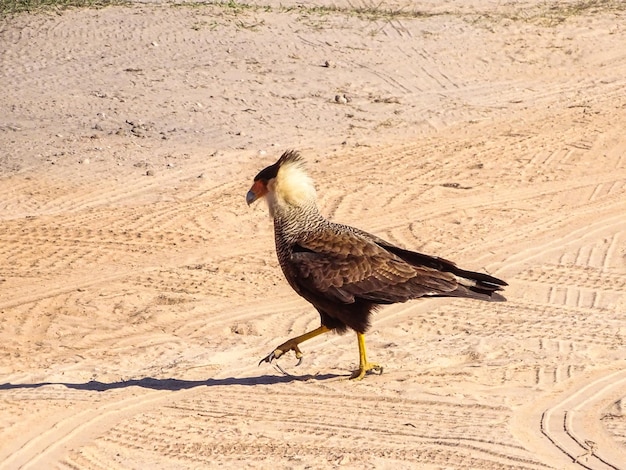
[
  {"x1": 0, "y1": 389, "x2": 172, "y2": 470},
  {"x1": 514, "y1": 368, "x2": 626, "y2": 470},
  {"x1": 55, "y1": 386, "x2": 549, "y2": 469}
]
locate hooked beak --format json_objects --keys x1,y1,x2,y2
[
  {"x1": 246, "y1": 180, "x2": 267, "y2": 206},
  {"x1": 246, "y1": 189, "x2": 257, "y2": 206}
]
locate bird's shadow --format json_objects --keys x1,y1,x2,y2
[{"x1": 0, "y1": 372, "x2": 343, "y2": 392}]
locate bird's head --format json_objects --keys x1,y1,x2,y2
[{"x1": 246, "y1": 150, "x2": 317, "y2": 215}]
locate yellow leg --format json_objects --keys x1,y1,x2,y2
[
  {"x1": 259, "y1": 325, "x2": 330, "y2": 367},
  {"x1": 350, "y1": 332, "x2": 383, "y2": 380}
]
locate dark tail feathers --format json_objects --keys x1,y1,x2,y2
[{"x1": 381, "y1": 243, "x2": 507, "y2": 301}]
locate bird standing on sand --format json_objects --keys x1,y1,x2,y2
[{"x1": 246, "y1": 150, "x2": 507, "y2": 380}]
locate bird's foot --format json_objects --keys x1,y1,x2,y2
[
  {"x1": 350, "y1": 362, "x2": 383, "y2": 381},
  {"x1": 259, "y1": 340, "x2": 304, "y2": 375}
]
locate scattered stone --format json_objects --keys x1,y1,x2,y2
[
  {"x1": 334, "y1": 94, "x2": 349, "y2": 104},
  {"x1": 146, "y1": 169, "x2": 155, "y2": 176}
]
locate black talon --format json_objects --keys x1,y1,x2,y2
[
  {"x1": 259, "y1": 347, "x2": 302, "y2": 376},
  {"x1": 259, "y1": 351, "x2": 276, "y2": 366}
]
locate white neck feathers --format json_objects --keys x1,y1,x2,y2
[{"x1": 267, "y1": 159, "x2": 317, "y2": 215}]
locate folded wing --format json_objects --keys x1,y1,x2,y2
[{"x1": 290, "y1": 228, "x2": 460, "y2": 305}]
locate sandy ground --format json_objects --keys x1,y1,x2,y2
[{"x1": 1, "y1": 1, "x2": 626, "y2": 468}]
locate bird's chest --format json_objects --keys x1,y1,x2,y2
[
  {"x1": 273, "y1": 229, "x2": 302, "y2": 288},
  {"x1": 275, "y1": 240, "x2": 299, "y2": 283}
]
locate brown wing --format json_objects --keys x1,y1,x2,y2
[
  {"x1": 290, "y1": 227, "x2": 458, "y2": 305},
  {"x1": 348, "y1": 226, "x2": 507, "y2": 301}
]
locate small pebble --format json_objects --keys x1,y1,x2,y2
[{"x1": 335, "y1": 94, "x2": 348, "y2": 104}]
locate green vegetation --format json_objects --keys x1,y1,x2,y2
[
  {"x1": 1, "y1": 0, "x2": 125, "y2": 16},
  {"x1": 283, "y1": 3, "x2": 435, "y2": 21},
  {"x1": 471, "y1": 0, "x2": 625, "y2": 27},
  {"x1": 2, "y1": 0, "x2": 623, "y2": 22}
]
